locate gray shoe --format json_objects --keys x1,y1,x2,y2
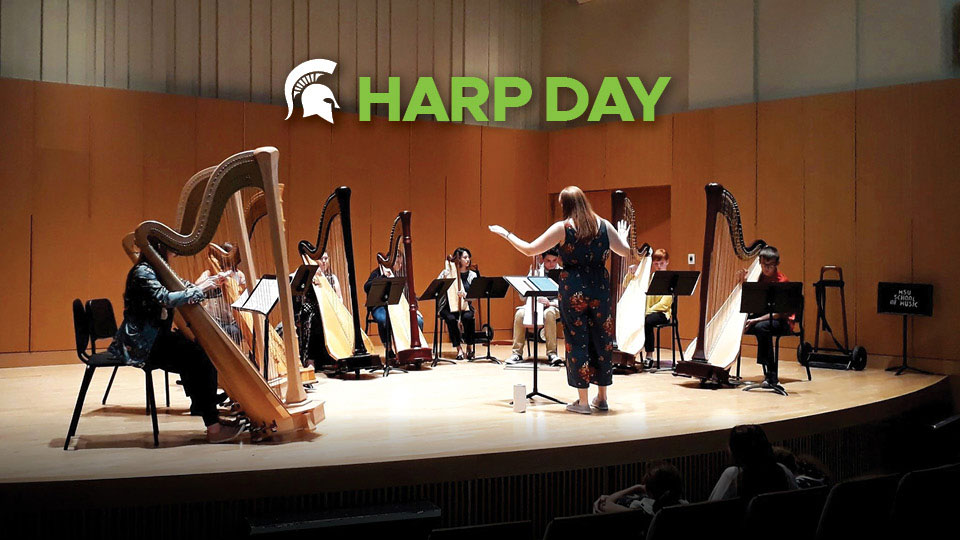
[
  {"x1": 591, "y1": 397, "x2": 609, "y2": 411},
  {"x1": 547, "y1": 353, "x2": 563, "y2": 366},
  {"x1": 506, "y1": 353, "x2": 523, "y2": 364},
  {"x1": 565, "y1": 400, "x2": 592, "y2": 414}
]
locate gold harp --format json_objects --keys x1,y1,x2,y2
[
  {"x1": 676, "y1": 183, "x2": 766, "y2": 386},
  {"x1": 376, "y1": 211, "x2": 431, "y2": 368},
  {"x1": 610, "y1": 190, "x2": 652, "y2": 370},
  {"x1": 134, "y1": 147, "x2": 323, "y2": 437},
  {"x1": 297, "y1": 186, "x2": 379, "y2": 376}
]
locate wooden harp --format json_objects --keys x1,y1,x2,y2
[
  {"x1": 243, "y1": 189, "x2": 317, "y2": 386},
  {"x1": 134, "y1": 147, "x2": 323, "y2": 437},
  {"x1": 298, "y1": 186, "x2": 380, "y2": 374},
  {"x1": 610, "y1": 190, "x2": 652, "y2": 370},
  {"x1": 376, "y1": 211, "x2": 432, "y2": 368},
  {"x1": 676, "y1": 183, "x2": 766, "y2": 386}
]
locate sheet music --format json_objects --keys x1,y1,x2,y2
[
  {"x1": 230, "y1": 289, "x2": 250, "y2": 310},
  {"x1": 239, "y1": 276, "x2": 280, "y2": 315}
]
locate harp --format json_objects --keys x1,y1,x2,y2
[
  {"x1": 243, "y1": 190, "x2": 318, "y2": 387},
  {"x1": 444, "y1": 257, "x2": 467, "y2": 314},
  {"x1": 676, "y1": 183, "x2": 766, "y2": 385},
  {"x1": 134, "y1": 147, "x2": 323, "y2": 437},
  {"x1": 375, "y1": 211, "x2": 432, "y2": 367},
  {"x1": 610, "y1": 190, "x2": 653, "y2": 370},
  {"x1": 297, "y1": 186, "x2": 379, "y2": 375}
]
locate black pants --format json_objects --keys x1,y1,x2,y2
[
  {"x1": 441, "y1": 309, "x2": 475, "y2": 348},
  {"x1": 644, "y1": 312, "x2": 669, "y2": 353},
  {"x1": 748, "y1": 318, "x2": 790, "y2": 383},
  {"x1": 147, "y1": 330, "x2": 220, "y2": 426}
]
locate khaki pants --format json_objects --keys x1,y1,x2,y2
[{"x1": 512, "y1": 305, "x2": 559, "y2": 357}]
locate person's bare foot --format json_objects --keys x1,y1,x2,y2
[{"x1": 207, "y1": 422, "x2": 243, "y2": 444}]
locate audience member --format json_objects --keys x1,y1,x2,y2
[{"x1": 709, "y1": 425, "x2": 798, "y2": 500}]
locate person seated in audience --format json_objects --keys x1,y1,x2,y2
[
  {"x1": 794, "y1": 454, "x2": 831, "y2": 488},
  {"x1": 593, "y1": 462, "x2": 686, "y2": 519},
  {"x1": 743, "y1": 246, "x2": 795, "y2": 386},
  {"x1": 709, "y1": 424, "x2": 798, "y2": 501}
]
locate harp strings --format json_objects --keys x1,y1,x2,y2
[
  {"x1": 325, "y1": 214, "x2": 355, "y2": 343},
  {"x1": 703, "y1": 210, "x2": 758, "y2": 358}
]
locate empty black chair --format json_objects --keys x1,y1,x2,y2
[
  {"x1": 64, "y1": 298, "x2": 159, "y2": 450},
  {"x1": 429, "y1": 520, "x2": 531, "y2": 540},
  {"x1": 743, "y1": 485, "x2": 829, "y2": 540},
  {"x1": 891, "y1": 462, "x2": 960, "y2": 538},
  {"x1": 815, "y1": 474, "x2": 898, "y2": 540},
  {"x1": 543, "y1": 511, "x2": 649, "y2": 540},
  {"x1": 647, "y1": 498, "x2": 744, "y2": 540},
  {"x1": 98, "y1": 299, "x2": 170, "y2": 408}
]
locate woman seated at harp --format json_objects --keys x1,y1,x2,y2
[
  {"x1": 363, "y1": 250, "x2": 425, "y2": 358},
  {"x1": 438, "y1": 247, "x2": 478, "y2": 360},
  {"x1": 304, "y1": 251, "x2": 343, "y2": 304}
]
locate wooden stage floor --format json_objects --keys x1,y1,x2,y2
[{"x1": 0, "y1": 343, "x2": 948, "y2": 500}]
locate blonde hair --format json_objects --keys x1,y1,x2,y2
[
  {"x1": 560, "y1": 186, "x2": 599, "y2": 243},
  {"x1": 653, "y1": 248, "x2": 670, "y2": 262}
]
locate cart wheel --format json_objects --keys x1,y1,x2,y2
[
  {"x1": 538, "y1": 328, "x2": 546, "y2": 343},
  {"x1": 797, "y1": 342, "x2": 813, "y2": 366},
  {"x1": 481, "y1": 324, "x2": 495, "y2": 341},
  {"x1": 851, "y1": 346, "x2": 867, "y2": 370}
]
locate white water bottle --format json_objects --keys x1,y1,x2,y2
[{"x1": 513, "y1": 384, "x2": 527, "y2": 413}]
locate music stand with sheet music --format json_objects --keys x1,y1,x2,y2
[
  {"x1": 645, "y1": 270, "x2": 700, "y2": 371},
  {"x1": 739, "y1": 281, "x2": 804, "y2": 396},
  {"x1": 234, "y1": 275, "x2": 281, "y2": 382},
  {"x1": 465, "y1": 276, "x2": 509, "y2": 363},
  {"x1": 418, "y1": 278, "x2": 455, "y2": 367},
  {"x1": 365, "y1": 277, "x2": 408, "y2": 377},
  {"x1": 505, "y1": 275, "x2": 565, "y2": 405}
]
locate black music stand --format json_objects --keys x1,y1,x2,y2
[
  {"x1": 505, "y1": 276, "x2": 565, "y2": 405},
  {"x1": 878, "y1": 282, "x2": 934, "y2": 376},
  {"x1": 366, "y1": 277, "x2": 408, "y2": 377},
  {"x1": 418, "y1": 278, "x2": 455, "y2": 367},
  {"x1": 645, "y1": 270, "x2": 700, "y2": 372},
  {"x1": 465, "y1": 276, "x2": 509, "y2": 364},
  {"x1": 740, "y1": 282, "x2": 803, "y2": 396},
  {"x1": 235, "y1": 275, "x2": 280, "y2": 382}
]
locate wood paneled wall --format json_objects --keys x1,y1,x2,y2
[
  {"x1": 0, "y1": 77, "x2": 548, "y2": 353},
  {"x1": 548, "y1": 78, "x2": 960, "y2": 370},
  {"x1": 3, "y1": 77, "x2": 959, "y2": 373},
  {"x1": 0, "y1": 0, "x2": 542, "y2": 128}
]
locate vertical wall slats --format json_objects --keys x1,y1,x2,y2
[
  {"x1": 270, "y1": 0, "x2": 293, "y2": 105},
  {"x1": 0, "y1": 0, "x2": 542, "y2": 122},
  {"x1": 343, "y1": 0, "x2": 364, "y2": 112},
  {"x1": 41, "y1": 0, "x2": 69, "y2": 83},
  {"x1": 251, "y1": 0, "x2": 272, "y2": 103}
]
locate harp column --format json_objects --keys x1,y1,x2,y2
[{"x1": 254, "y1": 148, "x2": 308, "y2": 405}]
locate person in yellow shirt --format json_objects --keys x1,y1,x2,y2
[{"x1": 644, "y1": 249, "x2": 672, "y2": 365}]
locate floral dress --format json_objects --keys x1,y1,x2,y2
[{"x1": 558, "y1": 222, "x2": 614, "y2": 388}]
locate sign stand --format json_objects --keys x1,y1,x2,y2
[{"x1": 878, "y1": 282, "x2": 935, "y2": 376}]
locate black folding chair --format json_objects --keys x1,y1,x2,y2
[
  {"x1": 97, "y1": 299, "x2": 170, "y2": 408},
  {"x1": 64, "y1": 298, "x2": 159, "y2": 450}
]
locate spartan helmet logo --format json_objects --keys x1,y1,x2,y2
[{"x1": 284, "y1": 59, "x2": 340, "y2": 123}]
